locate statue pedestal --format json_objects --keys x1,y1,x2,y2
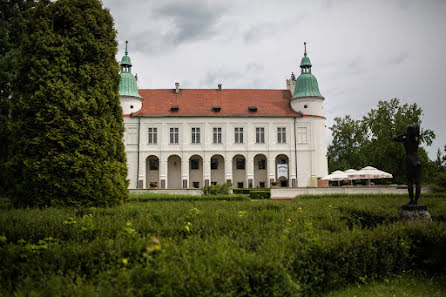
[{"x1": 399, "y1": 204, "x2": 432, "y2": 223}]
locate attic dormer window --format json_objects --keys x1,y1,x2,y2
[
  {"x1": 248, "y1": 106, "x2": 257, "y2": 112},
  {"x1": 170, "y1": 106, "x2": 179, "y2": 112},
  {"x1": 212, "y1": 106, "x2": 221, "y2": 112}
]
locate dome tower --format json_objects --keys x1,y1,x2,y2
[
  {"x1": 291, "y1": 42, "x2": 328, "y2": 186},
  {"x1": 290, "y1": 42, "x2": 324, "y2": 116},
  {"x1": 119, "y1": 41, "x2": 143, "y2": 115}
]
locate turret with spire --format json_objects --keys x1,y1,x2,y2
[
  {"x1": 119, "y1": 41, "x2": 143, "y2": 115},
  {"x1": 292, "y1": 42, "x2": 323, "y2": 99},
  {"x1": 119, "y1": 41, "x2": 142, "y2": 99}
]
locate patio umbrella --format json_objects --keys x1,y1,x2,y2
[
  {"x1": 322, "y1": 170, "x2": 349, "y2": 186},
  {"x1": 355, "y1": 166, "x2": 393, "y2": 184},
  {"x1": 344, "y1": 169, "x2": 359, "y2": 185}
]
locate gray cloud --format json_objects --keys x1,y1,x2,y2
[
  {"x1": 153, "y1": 1, "x2": 226, "y2": 45},
  {"x1": 387, "y1": 51, "x2": 409, "y2": 65}
]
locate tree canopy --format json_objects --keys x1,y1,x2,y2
[
  {"x1": 328, "y1": 98, "x2": 435, "y2": 184},
  {"x1": 8, "y1": 0, "x2": 128, "y2": 207},
  {"x1": 0, "y1": 0, "x2": 36, "y2": 194}
]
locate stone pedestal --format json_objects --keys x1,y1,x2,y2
[{"x1": 399, "y1": 204, "x2": 432, "y2": 222}]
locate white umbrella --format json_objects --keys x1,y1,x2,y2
[
  {"x1": 322, "y1": 170, "x2": 349, "y2": 186},
  {"x1": 355, "y1": 166, "x2": 393, "y2": 184},
  {"x1": 344, "y1": 169, "x2": 359, "y2": 185}
]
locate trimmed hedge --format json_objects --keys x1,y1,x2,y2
[
  {"x1": 0, "y1": 196, "x2": 445, "y2": 296},
  {"x1": 250, "y1": 189, "x2": 271, "y2": 199},
  {"x1": 129, "y1": 193, "x2": 249, "y2": 202}
]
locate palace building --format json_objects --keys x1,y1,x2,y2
[{"x1": 120, "y1": 42, "x2": 328, "y2": 189}]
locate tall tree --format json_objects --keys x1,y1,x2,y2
[
  {"x1": 8, "y1": 0, "x2": 128, "y2": 207},
  {"x1": 328, "y1": 98, "x2": 435, "y2": 184},
  {"x1": 327, "y1": 115, "x2": 367, "y2": 172},
  {"x1": 0, "y1": 0, "x2": 36, "y2": 194}
]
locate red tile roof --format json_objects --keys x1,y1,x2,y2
[{"x1": 129, "y1": 89, "x2": 318, "y2": 118}]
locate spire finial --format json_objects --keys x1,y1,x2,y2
[
  {"x1": 125, "y1": 40, "x2": 128, "y2": 56},
  {"x1": 304, "y1": 42, "x2": 307, "y2": 57}
]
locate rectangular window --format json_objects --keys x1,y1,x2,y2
[
  {"x1": 234, "y1": 127, "x2": 243, "y2": 143},
  {"x1": 258, "y1": 159, "x2": 266, "y2": 170},
  {"x1": 277, "y1": 127, "x2": 286, "y2": 143},
  {"x1": 296, "y1": 127, "x2": 307, "y2": 143},
  {"x1": 259, "y1": 182, "x2": 265, "y2": 188},
  {"x1": 148, "y1": 128, "x2": 157, "y2": 144},
  {"x1": 149, "y1": 159, "x2": 159, "y2": 170},
  {"x1": 190, "y1": 159, "x2": 199, "y2": 170},
  {"x1": 237, "y1": 182, "x2": 244, "y2": 188},
  {"x1": 126, "y1": 128, "x2": 137, "y2": 144},
  {"x1": 213, "y1": 127, "x2": 222, "y2": 143},
  {"x1": 236, "y1": 158, "x2": 245, "y2": 170},
  {"x1": 211, "y1": 158, "x2": 218, "y2": 170},
  {"x1": 170, "y1": 128, "x2": 179, "y2": 144},
  {"x1": 256, "y1": 127, "x2": 265, "y2": 143},
  {"x1": 192, "y1": 127, "x2": 200, "y2": 144}
]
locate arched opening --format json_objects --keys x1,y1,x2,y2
[
  {"x1": 232, "y1": 154, "x2": 247, "y2": 189},
  {"x1": 275, "y1": 154, "x2": 289, "y2": 187},
  {"x1": 210, "y1": 154, "x2": 225, "y2": 185},
  {"x1": 167, "y1": 155, "x2": 182, "y2": 188},
  {"x1": 253, "y1": 154, "x2": 267, "y2": 188},
  {"x1": 146, "y1": 155, "x2": 159, "y2": 188},
  {"x1": 189, "y1": 155, "x2": 203, "y2": 189}
]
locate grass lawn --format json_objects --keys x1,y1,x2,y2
[
  {"x1": 0, "y1": 194, "x2": 445, "y2": 296},
  {"x1": 324, "y1": 272, "x2": 446, "y2": 297}
]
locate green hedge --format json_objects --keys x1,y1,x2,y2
[
  {"x1": 250, "y1": 190, "x2": 271, "y2": 199},
  {"x1": 130, "y1": 193, "x2": 248, "y2": 202},
  {"x1": 0, "y1": 196, "x2": 445, "y2": 296}
]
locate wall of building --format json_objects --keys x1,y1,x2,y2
[
  {"x1": 123, "y1": 116, "x2": 327, "y2": 189},
  {"x1": 121, "y1": 96, "x2": 143, "y2": 115}
]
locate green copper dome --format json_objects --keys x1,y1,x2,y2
[
  {"x1": 119, "y1": 41, "x2": 142, "y2": 99},
  {"x1": 120, "y1": 72, "x2": 142, "y2": 98},
  {"x1": 292, "y1": 42, "x2": 324, "y2": 99},
  {"x1": 121, "y1": 55, "x2": 132, "y2": 67}
]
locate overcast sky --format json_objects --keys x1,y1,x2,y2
[{"x1": 102, "y1": 0, "x2": 446, "y2": 159}]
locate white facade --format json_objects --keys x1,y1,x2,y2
[
  {"x1": 120, "y1": 44, "x2": 328, "y2": 189},
  {"x1": 123, "y1": 108, "x2": 328, "y2": 189}
]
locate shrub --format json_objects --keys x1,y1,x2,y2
[
  {"x1": 250, "y1": 190, "x2": 271, "y2": 200},
  {"x1": 7, "y1": 0, "x2": 128, "y2": 207},
  {"x1": 202, "y1": 183, "x2": 230, "y2": 195},
  {"x1": 0, "y1": 196, "x2": 445, "y2": 296}
]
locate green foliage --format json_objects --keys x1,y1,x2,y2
[
  {"x1": 328, "y1": 99, "x2": 436, "y2": 184},
  {"x1": 202, "y1": 183, "x2": 230, "y2": 195},
  {"x1": 0, "y1": 195, "x2": 446, "y2": 296},
  {"x1": 7, "y1": 0, "x2": 128, "y2": 207},
  {"x1": 233, "y1": 188, "x2": 252, "y2": 194},
  {"x1": 250, "y1": 189, "x2": 271, "y2": 199},
  {"x1": 324, "y1": 272, "x2": 446, "y2": 297},
  {"x1": 0, "y1": 0, "x2": 36, "y2": 194},
  {"x1": 129, "y1": 192, "x2": 248, "y2": 202}
]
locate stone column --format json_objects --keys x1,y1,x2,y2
[
  {"x1": 203, "y1": 156, "x2": 211, "y2": 187},
  {"x1": 182, "y1": 157, "x2": 189, "y2": 189},
  {"x1": 159, "y1": 158, "x2": 168, "y2": 189},
  {"x1": 289, "y1": 151, "x2": 297, "y2": 188},
  {"x1": 225, "y1": 158, "x2": 233, "y2": 186},
  {"x1": 138, "y1": 156, "x2": 145, "y2": 189},
  {"x1": 247, "y1": 154, "x2": 254, "y2": 188},
  {"x1": 268, "y1": 157, "x2": 276, "y2": 187}
]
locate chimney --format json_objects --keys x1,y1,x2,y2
[
  {"x1": 218, "y1": 83, "x2": 222, "y2": 91},
  {"x1": 175, "y1": 82, "x2": 180, "y2": 94}
]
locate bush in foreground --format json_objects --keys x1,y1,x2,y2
[
  {"x1": 7, "y1": 0, "x2": 128, "y2": 207},
  {"x1": 0, "y1": 195, "x2": 445, "y2": 296}
]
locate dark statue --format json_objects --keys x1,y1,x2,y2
[{"x1": 393, "y1": 124, "x2": 422, "y2": 205}]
